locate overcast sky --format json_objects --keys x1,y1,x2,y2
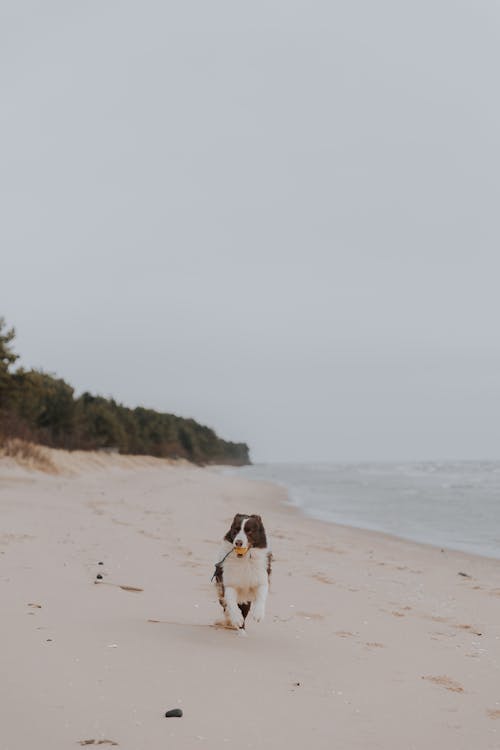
[{"x1": 2, "y1": 1, "x2": 499, "y2": 462}]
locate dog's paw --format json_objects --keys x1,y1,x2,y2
[
  {"x1": 229, "y1": 611, "x2": 244, "y2": 629},
  {"x1": 253, "y1": 605, "x2": 265, "y2": 623}
]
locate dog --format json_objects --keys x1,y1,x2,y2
[{"x1": 214, "y1": 513, "x2": 272, "y2": 630}]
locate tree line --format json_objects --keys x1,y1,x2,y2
[{"x1": 0, "y1": 318, "x2": 249, "y2": 465}]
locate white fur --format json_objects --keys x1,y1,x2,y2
[{"x1": 233, "y1": 518, "x2": 250, "y2": 549}]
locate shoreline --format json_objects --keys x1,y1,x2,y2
[
  {"x1": 222, "y1": 465, "x2": 500, "y2": 564},
  {"x1": 222, "y1": 472, "x2": 500, "y2": 577}
]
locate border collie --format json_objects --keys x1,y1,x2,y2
[{"x1": 214, "y1": 513, "x2": 272, "y2": 630}]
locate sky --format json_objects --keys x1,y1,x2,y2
[{"x1": 1, "y1": 1, "x2": 499, "y2": 462}]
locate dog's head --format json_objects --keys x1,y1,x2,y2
[{"x1": 224, "y1": 513, "x2": 267, "y2": 551}]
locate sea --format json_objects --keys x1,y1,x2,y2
[{"x1": 230, "y1": 461, "x2": 500, "y2": 560}]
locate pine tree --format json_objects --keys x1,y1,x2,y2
[{"x1": 0, "y1": 317, "x2": 18, "y2": 409}]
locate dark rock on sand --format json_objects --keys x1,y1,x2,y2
[{"x1": 164, "y1": 708, "x2": 183, "y2": 718}]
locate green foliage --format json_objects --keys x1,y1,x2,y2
[
  {"x1": 0, "y1": 318, "x2": 250, "y2": 465},
  {"x1": 0, "y1": 317, "x2": 19, "y2": 409},
  {"x1": 0, "y1": 317, "x2": 18, "y2": 371}
]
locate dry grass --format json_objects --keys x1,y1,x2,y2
[{"x1": 0, "y1": 437, "x2": 58, "y2": 474}]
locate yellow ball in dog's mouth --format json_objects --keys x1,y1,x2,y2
[{"x1": 235, "y1": 547, "x2": 249, "y2": 557}]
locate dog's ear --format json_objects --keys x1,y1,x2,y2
[
  {"x1": 248, "y1": 515, "x2": 267, "y2": 548},
  {"x1": 224, "y1": 513, "x2": 245, "y2": 543}
]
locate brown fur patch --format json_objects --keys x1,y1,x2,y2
[
  {"x1": 244, "y1": 515, "x2": 267, "y2": 548},
  {"x1": 224, "y1": 514, "x2": 246, "y2": 543}
]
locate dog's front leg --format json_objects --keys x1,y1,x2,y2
[
  {"x1": 252, "y1": 582, "x2": 268, "y2": 623},
  {"x1": 224, "y1": 586, "x2": 244, "y2": 629}
]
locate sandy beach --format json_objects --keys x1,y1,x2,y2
[{"x1": 1, "y1": 450, "x2": 500, "y2": 750}]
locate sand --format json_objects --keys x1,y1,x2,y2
[{"x1": 1, "y1": 449, "x2": 499, "y2": 750}]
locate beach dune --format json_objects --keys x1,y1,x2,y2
[{"x1": 1, "y1": 450, "x2": 499, "y2": 749}]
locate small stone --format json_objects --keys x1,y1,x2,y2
[
  {"x1": 96, "y1": 574, "x2": 103, "y2": 580},
  {"x1": 165, "y1": 708, "x2": 183, "y2": 718},
  {"x1": 98, "y1": 561, "x2": 104, "y2": 565}
]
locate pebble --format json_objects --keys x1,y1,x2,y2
[
  {"x1": 165, "y1": 709, "x2": 183, "y2": 718},
  {"x1": 98, "y1": 562, "x2": 104, "y2": 566},
  {"x1": 96, "y1": 574, "x2": 103, "y2": 580}
]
